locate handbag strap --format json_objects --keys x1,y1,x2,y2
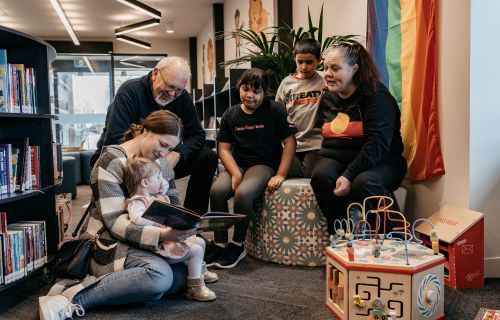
[{"x1": 72, "y1": 202, "x2": 93, "y2": 238}]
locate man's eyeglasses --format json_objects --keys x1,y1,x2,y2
[{"x1": 157, "y1": 70, "x2": 184, "y2": 97}]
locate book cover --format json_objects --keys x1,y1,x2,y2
[
  {"x1": 13, "y1": 138, "x2": 29, "y2": 192},
  {"x1": 143, "y1": 200, "x2": 245, "y2": 232},
  {"x1": 0, "y1": 234, "x2": 3, "y2": 284},
  {"x1": 12, "y1": 64, "x2": 27, "y2": 113},
  {"x1": 30, "y1": 145, "x2": 40, "y2": 189},
  {"x1": 0, "y1": 145, "x2": 7, "y2": 194},
  {"x1": 0, "y1": 49, "x2": 8, "y2": 112}
]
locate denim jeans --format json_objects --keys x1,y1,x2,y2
[{"x1": 73, "y1": 247, "x2": 187, "y2": 309}]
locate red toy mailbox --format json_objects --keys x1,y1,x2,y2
[{"x1": 416, "y1": 204, "x2": 484, "y2": 289}]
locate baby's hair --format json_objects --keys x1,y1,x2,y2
[
  {"x1": 122, "y1": 109, "x2": 182, "y2": 142},
  {"x1": 293, "y1": 38, "x2": 321, "y2": 60},
  {"x1": 237, "y1": 68, "x2": 269, "y2": 94},
  {"x1": 123, "y1": 155, "x2": 161, "y2": 196}
]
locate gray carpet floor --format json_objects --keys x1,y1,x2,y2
[{"x1": 1, "y1": 181, "x2": 499, "y2": 319}]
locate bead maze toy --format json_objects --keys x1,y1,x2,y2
[{"x1": 325, "y1": 196, "x2": 445, "y2": 320}]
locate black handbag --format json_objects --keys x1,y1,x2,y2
[
  {"x1": 44, "y1": 203, "x2": 97, "y2": 282},
  {"x1": 52, "y1": 238, "x2": 94, "y2": 279}
]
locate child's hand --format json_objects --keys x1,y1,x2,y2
[
  {"x1": 267, "y1": 175, "x2": 285, "y2": 191},
  {"x1": 157, "y1": 194, "x2": 171, "y2": 204},
  {"x1": 231, "y1": 173, "x2": 243, "y2": 192}
]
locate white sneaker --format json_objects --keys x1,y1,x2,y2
[{"x1": 39, "y1": 295, "x2": 85, "y2": 320}]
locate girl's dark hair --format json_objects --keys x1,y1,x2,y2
[
  {"x1": 324, "y1": 41, "x2": 379, "y2": 94},
  {"x1": 293, "y1": 38, "x2": 321, "y2": 59},
  {"x1": 237, "y1": 68, "x2": 269, "y2": 94},
  {"x1": 123, "y1": 155, "x2": 161, "y2": 196},
  {"x1": 122, "y1": 110, "x2": 182, "y2": 142}
]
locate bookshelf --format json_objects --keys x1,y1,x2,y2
[
  {"x1": 193, "y1": 69, "x2": 246, "y2": 148},
  {"x1": 0, "y1": 26, "x2": 58, "y2": 290}
]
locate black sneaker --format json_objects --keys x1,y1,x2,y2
[
  {"x1": 204, "y1": 241, "x2": 225, "y2": 267},
  {"x1": 214, "y1": 243, "x2": 246, "y2": 269}
]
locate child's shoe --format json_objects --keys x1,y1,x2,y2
[
  {"x1": 202, "y1": 261, "x2": 218, "y2": 283},
  {"x1": 186, "y1": 277, "x2": 217, "y2": 301},
  {"x1": 39, "y1": 294, "x2": 85, "y2": 320}
]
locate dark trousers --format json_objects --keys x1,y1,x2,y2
[
  {"x1": 210, "y1": 165, "x2": 275, "y2": 243},
  {"x1": 287, "y1": 150, "x2": 318, "y2": 178},
  {"x1": 310, "y1": 156, "x2": 406, "y2": 235},
  {"x1": 174, "y1": 148, "x2": 218, "y2": 214}
]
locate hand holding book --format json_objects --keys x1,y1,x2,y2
[{"x1": 143, "y1": 200, "x2": 245, "y2": 232}]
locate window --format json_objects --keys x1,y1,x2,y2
[{"x1": 50, "y1": 53, "x2": 165, "y2": 150}]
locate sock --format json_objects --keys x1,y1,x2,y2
[{"x1": 231, "y1": 241, "x2": 243, "y2": 247}]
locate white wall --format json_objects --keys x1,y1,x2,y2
[
  {"x1": 293, "y1": 0, "x2": 499, "y2": 277},
  {"x1": 292, "y1": 0, "x2": 367, "y2": 43},
  {"x1": 470, "y1": 0, "x2": 500, "y2": 277}
]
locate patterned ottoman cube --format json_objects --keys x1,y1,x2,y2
[{"x1": 245, "y1": 178, "x2": 329, "y2": 266}]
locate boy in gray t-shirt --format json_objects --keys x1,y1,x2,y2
[{"x1": 276, "y1": 38, "x2": 325, "y2": 178}]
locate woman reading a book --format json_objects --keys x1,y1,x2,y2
[
  {"x1": 39, "y1": 110, "x2": 206, "y2": 319},
  {"x1": 123, "y1": 155, "x2": 218, "y2": 301}
]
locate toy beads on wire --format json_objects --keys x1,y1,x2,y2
[
  {"x1": 412, "y1": 218, "x2": 440, "y2": 255},
  {"x1": 329, "y1": 195, "x2": 441, "y2": 262}
]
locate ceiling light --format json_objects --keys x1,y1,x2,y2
[
  {"x1": 166, "y1": 21, "x2": 175, "y2": 34},
  {"x1": 115, "y1": 0, "x2": 161, "y2": 19},
  {"x1": 120, "y1": 55, "x2": 139, "y2": 62},
  {"x1": 83, "y1": 56, "x2": 95, "y2": 73},
  {"x1": 116, "y1": 35, "x2": 151, "y2": 49},
  {"x1": 120, "y1": 61, "x2": 144, "y2": 68},
  {"x1": 49, "y1": 0, "x2": 80, "y2": 45},
  {"x1": 115, "y1": 18, "x2": 160, "y2": 35}
]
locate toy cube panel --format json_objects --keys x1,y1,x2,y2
[
  {"x1": 326, "y1": 240, "x2": 445, "y2": 320},
  {"x1": 416, "y1": 204, "x2": 484, "y2": 289},
  {"x1": 245, "y1": 179, "x2": 329, "y2": 266}
]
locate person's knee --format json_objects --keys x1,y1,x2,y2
[
  {"x1": 351, "y1": 171, "x2": 383, "y2": 197},
  {"x1": 144, "y1": 258, "x2": 174, "y2": 298},
  {"x1": 234, "y1": 190, "x2": 254, "y2": 214},
  {"x1": 198, "y1": 148, "x2": 218, "y2": 169},
  {"x1": 190, "y1": 243, "x2": 204, "y2": 259},
  {"x1": 310, "y1": 171, "x2": 332, "y2": 193},
  {"x1": 210, "y1": 183, "x2": 228, "y2": 201}
]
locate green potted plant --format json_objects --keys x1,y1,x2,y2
[{"x1": 218, "y1": 4, "x2": 358, "y2": 94}]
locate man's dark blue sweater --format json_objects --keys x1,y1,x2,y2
[{"x1": 93, "y1": 71, "x2": 205, "y2": 162}]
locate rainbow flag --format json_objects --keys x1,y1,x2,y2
[{"x1": 366, "y1": 0, "x2": 445, "y2": 181}]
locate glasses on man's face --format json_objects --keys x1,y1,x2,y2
[{"x1": 157, "y1": 70, "x2": 184, "y2": 97}]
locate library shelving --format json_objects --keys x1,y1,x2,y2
[
  {"x1": 0, "y1": 26, "x2": 59, "y2": 291},
  {"x1": 193, "y1": 69, "x2": 246, "y2": 148}
]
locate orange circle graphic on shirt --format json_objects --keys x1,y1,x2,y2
[{"x1": 330, "y1": 112, "x2": 350, "y2": 134}]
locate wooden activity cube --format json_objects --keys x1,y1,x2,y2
[{"x1": 326, "y1": 240, "x2": 445, "y2": 320}]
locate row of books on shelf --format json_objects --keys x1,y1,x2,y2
[
  {"x1": 0, "y1": 49, "x2": 37, "y2": 114},
  {"x1": 0, "y1": 212, "x2": 48, "y2": 285},
  {"x1": 0, "y1": 138, "x2": 41, "y2": 195}
]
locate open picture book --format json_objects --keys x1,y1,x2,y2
[{"x1": 143, "y1": 200, "x2": 246, "y2": 232}]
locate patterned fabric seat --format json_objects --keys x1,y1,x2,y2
[{"x1": 245, "y1": 179, "x2": 329, "y2": 266}]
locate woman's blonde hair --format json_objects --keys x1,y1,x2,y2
[
  {"x1": 122, "y1": 110, "x2": 182, "y2": 142},
  {"x1": 123, "y1": 155, "x2": 161, "y2": 196}
]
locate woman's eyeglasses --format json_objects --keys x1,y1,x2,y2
[{"x1": 158, "y1": 70, "x2": 184, "y2": 97}]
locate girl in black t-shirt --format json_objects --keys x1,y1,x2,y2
[{"x1": 206, "y1": 68, "x2": 297, "y2": 269}]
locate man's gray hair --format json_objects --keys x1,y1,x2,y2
[{"x1": 156, "y1": 56, "x2": 191, "y2": 78}]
